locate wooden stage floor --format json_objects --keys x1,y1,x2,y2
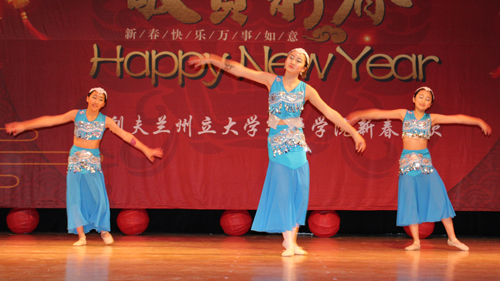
[{"x1": 0, "y1": 233, "x2": 499, "y2": 280}]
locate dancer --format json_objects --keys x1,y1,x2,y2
[
  {"x1": 5, "y1": 87, "x2": 163, "y2": 246},
  {"x1": 189, "y1": 48, "x2": 365, "y2": 256},
  {"x1": 346, "y1": 86, "x2": 491, "y2": 251}
]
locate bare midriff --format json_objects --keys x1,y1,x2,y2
[
  {"x1": 74, "y1": 137, "x2": 101, "y2": 149},
  {"x1": 402, "y1": 137, "x2": 428, "y2": 150}
]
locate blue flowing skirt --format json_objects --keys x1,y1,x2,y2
[
  {"x1": 397, "y1": 149, "x2": 456, "y2": 226},
  {"x1": 66, "y1": 146, "x2": 110, "y2": 234},
  {"x1": 251, "y1": 126, "x2": 310, "y2": 233}
]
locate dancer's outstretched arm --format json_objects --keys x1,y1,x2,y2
[
  {"x1": 189, "y1": 53, "x2": 276, "y2": 89},
  {"x1": 105, "y1": 118, "x2": 163, "y2": 162},
  {"x1": 346, "y1": 109, "x2": 407, "y2": 126},
  {"x1": 5, "y1": 110, "x2": 78, "y2": 136},
  {"x1": 430, "y1": 114, "x2": 492, "y2": 136},
  {"x1": 307, "y1": 85, "x2": 366, "y2": 153}
]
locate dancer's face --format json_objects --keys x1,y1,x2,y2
[
  {"x1": 285, "y1": 51, "x2": 307, "y2": 76},
  {"x1": 87, "y1": 91, "x2": 106, "y2": 112},
  {"x1": 413, "y1": 90, "x2": 433, "y2": 111}
]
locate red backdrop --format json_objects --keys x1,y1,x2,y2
[{"x1": 1, "y1": 0, "x2": 499, "y2": 211}]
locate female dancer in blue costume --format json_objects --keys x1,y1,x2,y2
[
  {"x1": 347, "y1": 87, "x2": 491, "y2": 251},
  {"x1": 189, "y1": 48, "x2": 366, "y2": 256},
  {"x1": 5, "y1": 87, "x2": 163, "y2": 246}
]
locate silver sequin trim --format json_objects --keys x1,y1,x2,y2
[
  {"x1": 402, "y1": 118, "x2": 431, "y2": 140},
  {"x1": 399, "y1": 152, "x2": 434, "y2": 174},
  {"x1": 68, "y1": 150, "x2": 102, "y2": 173},
  {"x1": 268, "y1": 91, "x2": 305, "y2": 115},
  {"x1": 74, "y1": 121, "x2": 105, "y2": 140},
  {"x1": 268, "y1": 128, "x2": 311, "y2": 157}
]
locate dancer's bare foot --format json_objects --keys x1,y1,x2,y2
[
  {"x1": 101, "y1": 231, "x2": 114, "y2": 245},
  {"x1": 405, "y1": 242, "x2": 420, "y2": 251},
  {"x1": 294, "y1": 246, "x2": 308, "y2": 255},
  {"x1": 73, "y1": 237, "x2": 86, "y2": 246},
  {"x1": 282, "y1": 247, "x2": 294, "y2": 257},
  {"x1": 282, "y1": 241, "x2": 294, "y2": 257},
  {"x1": 448, "y1": 239, "x2": 469, "y2": 251}
]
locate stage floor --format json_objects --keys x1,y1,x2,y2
[{"x1": 0, "y1": 233, "x2": 499, "y2": 280}]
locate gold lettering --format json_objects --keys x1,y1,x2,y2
[
  {"x1": 336, "y1": 46, "x2": 372, "y2": 80},
  {"x1": 366, "y1": 53, "x2": 393, "y2": 80},
  {"x1": 392, "y1": 54, "x2": 417, "y2": 81},
  {"x1": 203, "y1": 53, "x2": 231, "y2": 88},
  {"x1": 263, "y1": 46, "x2": 273, "y2": 73},
  {"x1": 308, "y1": 53, "x2": 336, "y2": 80},
  {"x1": 178, "y1": 50, "x2": 199, "y2": 86},
  {"x1": 90, "y1": 45, "x2": 440, "y2": 86},
  {"x1": 210, "y1": 0, "x2": 248, "y2": 26},
  {"x1": 151, "y1": 50, "x2": 178, "y2": 86},
  {"x1": 124, "y1": 51, "x2": 150, "y2": 78},
  {"x1": 364, "y1": 0, "x2": 385, "y2": 26},
  {"x1": 90, "y1": 44, "x2": 124, "y2": 78},
  {"x1": 128, "y1": 0, "x2": 201, "y2": 23},
  {"x1": 239, "y1": 46, "x2": 264, "y2": 72},
  {"x1": 269, "y1": 0, "x2": 303, "y2": 22},
  {"x1": 366, "y1": 53, "x2": 439, "y2": 81},
  {"x1": 392, "y1": 0, "x2": 413, "y2": 8},
  {"x1": 268, "y1": 52, "x2": 287, "y2": 75},
  {"x1": 304, "y1": 0, "x2": 324, "y2": 30},
  {"x1": 332, "y1": 0, "x2": 357, "y2": 27},
  {"x1": 418, "y1": 54, "x2": 440, "y2": 81}
]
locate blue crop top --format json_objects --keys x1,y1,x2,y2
[
  {"x1": 402, "y1": 110, "x2": 431, "y2": 139},
  {"x1": 74, "y1": 109, "x2": 106, "y2": 140},
  {"x1": 268, "y1": 76, "x2": 306, "y2": 119}
]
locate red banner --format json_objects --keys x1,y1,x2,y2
[{"x1": 1, "y1": 0, "x2": 499, "y2": 210}]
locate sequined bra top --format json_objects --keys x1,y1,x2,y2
[
  {"x1": 267, "y1": 76, "x2": 306, "y2": 129},
  {"x1": 402, "y1": 110, "x2": 431, "y2": 140},
  {"x1": 74, "y1": 109, "x2": 106, "y2": 140}
]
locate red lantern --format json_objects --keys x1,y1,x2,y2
[
  {"x1": 308, "y1": 210, "x2": 340, "y2": 238},
  {"x1": 403, "y1": 222, "x2": 435, "y2": 239},
  {"x1": 117, "y1": 209, "x2": 149, "y2": 235},
  {"x1": 220, "y1": 210, "x2": 252, "y2": 236},
  {"x1": 6, "y1": 208, "x2": 39, "y2": 234}
]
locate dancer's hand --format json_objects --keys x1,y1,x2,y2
[
  {"x1": 353, "y1": 133, "x2": 366, "y2": 153},
  {"x1": 188, "y1": 53, "x2": 210, "y2": 68},
  {"x1": 145, "y1": 147, "x2": 164, "y2": 163},
  {"x1": 478, "y1": 120, "x2": 492, "y2": 136},
  {"x1": 345, "y1": 112, "x2": 361, "y2": 126},
  {"x1": 5, "y1": 122, "x2": 26, "y2": 136}
]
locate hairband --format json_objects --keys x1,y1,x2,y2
[
  {"x1": 89, "y1": 87, "x2": 108, "y2": 100},
  {"x1": 414, "y1": 86, "x2": 434, "y2": 101},
  {"x1": 288, "y1": 48, "x2": 310, "y2": 67}
]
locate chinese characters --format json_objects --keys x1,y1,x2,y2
[
  {"x1": 127, "y1": 0, "x2": 414, "y2": 44},
  {"x1": 113, "y1": 115, "x2": 438, "y2": 141}
]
